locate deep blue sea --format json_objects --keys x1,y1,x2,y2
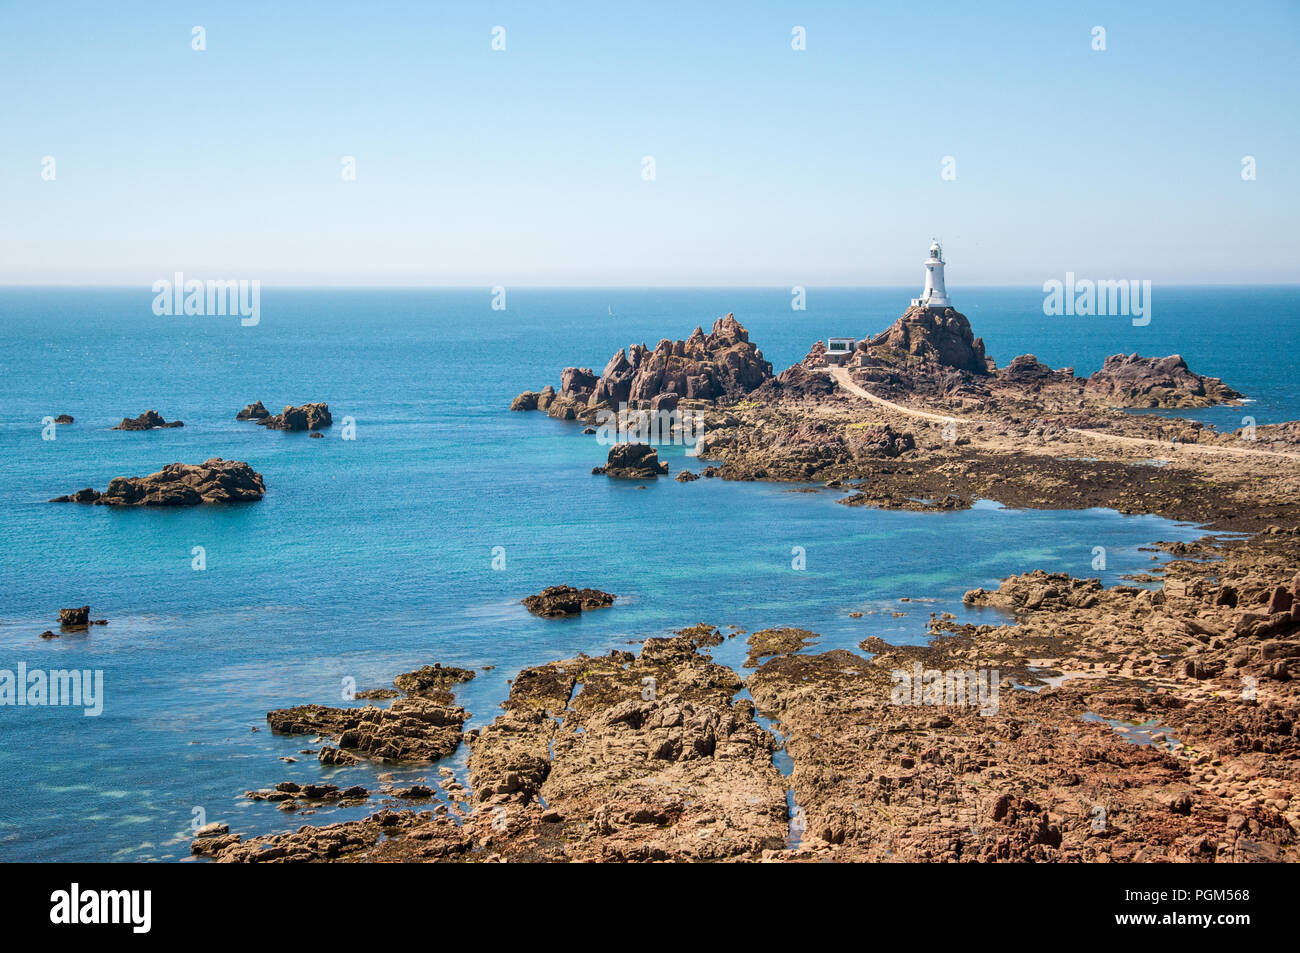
[{"x1": 0, "y1": 286, "x2": 1295, "y2": 861}]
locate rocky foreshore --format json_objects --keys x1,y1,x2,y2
[
  {"x1": 197, "y1": 523, "x2": 1300, "y2": 862},
  {"x1": 193, "y1": 306, "x2": 1300, "y2": 862}
]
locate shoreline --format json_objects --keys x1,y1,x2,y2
[{"x1": 193, "y1": 308, "x2": 1300, "y2": 860}]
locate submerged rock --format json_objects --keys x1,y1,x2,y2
[
  {"x1": 112, "y1": 410, "x2": 183, "y2": 430},
  {"x1": 50, "y1": 458, "x2": 266, "y2": 506},
  {"x1": 522, "y1": 585, "x2": 617, "y2": 618}
]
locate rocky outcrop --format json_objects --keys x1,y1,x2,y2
[
  {"x1": 257, "y1": 402, "x2": 333, "y2": 431},
  {"x1": 512, "y1": 314, "x2": 774, "y2": 416},
  {"x1": 744, "y1": 627, "x2": 819, "y2": 667},
  {"x1": 58, "y1": 606, "x2": 90, "y2": 627},
  {"x1": 268, "y1": 697, "x2": 465, "y2": 763},
  {"x1": 112, "y1": 410, "x2": 183, "y2": 430},
  {"x1": 235, "y1": 401, "x2": 270, "y2": 420},
  {"x1": 594, "y1": 314, "x2": 772, "y2": 405},
  {"x1": 1083, "y1": 354, "x2": 1242, "y2": 408},
  {"x1": 53, "y1": 414, "x2": 73, "y2": 425},
  {"x1": 861, "y1": 306, "x2": 991, "y2": 375},
  {"x1": 592, "y1": 443, "x2": 668, "y2": 478},
  {"x1": 755, "y1": 342, "x2": 837, "y2": 400},
  {"x1": 392, "y1": 664, "x2": 476, "y2": 703},
  {"x1": 999, "y1": 354, "x2": 1076, "y2": 387},
  {"x1": 522, "y1": 585, "x2": 617, "y2": 618},
  {"x1": 847, "y1": 424, "x2": 916, "y2": 458},
  {"x1": 50, "y1": 458, "x2": 266, "y2": 506}
]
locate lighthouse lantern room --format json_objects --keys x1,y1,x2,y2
[{"x1": 910, "y1": 241, "x2": 952, "y2": 310}]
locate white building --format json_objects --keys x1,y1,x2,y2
[
  {"x1": 910, "y1": 241, "x2": 952, "y2": 310},
  {"x1": 825, "y1": 337, "x2": 857, "y2": 363}
]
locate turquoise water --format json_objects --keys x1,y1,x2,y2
[{"x1": 0, "y1": 286, "x2": 1292, "y2": 861}]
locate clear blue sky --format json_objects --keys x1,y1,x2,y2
[{"x1": 1, "y1": 1, "x2": 1296, "y2": 286}]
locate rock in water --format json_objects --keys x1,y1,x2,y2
[
  {"x1": 112, "y1": 410, "x2": 184, "y2": 430},
  {"x1": 1083, "y1": 354, "x2": 1242, "y2": 408},
  {"x1": 592, "y1": 442, "x2": 668, "y2": 478},
  {"x1": 58, "y1": 606, "x2": 90, "y2": 627},
  {"x1": 235, "y1": 400, "x2": 270, "y2": 420},
  {"x1": 257, "y1": 403, "x2": 333, "y2": 431},
  {"x1": 522, "y1": 585, "x2": 617, "y2": 618},
  {"x1": 53, "y1": 414, "x2": 73, "y2": 425},
  {"x1": 50, "y1": 458, "x2": 266, "y2": 506}
]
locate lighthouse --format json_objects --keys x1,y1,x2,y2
[{"x1": 910, "y1": 241, "x2": 952, "y2": 310}]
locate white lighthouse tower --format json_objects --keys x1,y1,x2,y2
[{"x1": 910, "y1": 240, "x2": 952, "y2": 310}]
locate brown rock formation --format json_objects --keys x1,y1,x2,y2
[
  {"x1": 592, "y1": 442, "x2": 668, "y2": 478},
  {"x1": 1084, "y1": 354, "x2": 1242, "y2": 408},
  {"x1": 112, "y1": 410, "x2": 183, "y2": 430},
  {"x1": 522, "y1": 585, "x2": 617, "y2": 618},
  {"x1": 256, "y1": 402, "x2": 333, "y2": 431},
  {"x1": 50, "y1": 458, "x2": 265, "y2": 506},
  {"x1": 235, "y1": 400, "x2": 270, "y2": 420},
  {"x1": 861, "y1": 306, "x2": 991, "y2": 375}
]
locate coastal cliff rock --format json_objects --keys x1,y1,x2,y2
[
  {"x1": 257, "y1": 402, "x2": 333, "y2": 431},
  {"x1": 1084, "y1": 354, "x2": 1242, "y2": 408},
  {"x1": 235, "y1": 400, "x2": 270, "y2": 420},
  {"x1": 49, "y1": 458, "x2": 265, "y2": 506},
  {"x1": 592, "y1": 442, "x2": 668, "y2": 478},
  {"x1": 522, "y1": 585, "x2": 617, "y2": 618},
  {"x1": 112, "y1": 410, "x2": 183, "y2": 430}
]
